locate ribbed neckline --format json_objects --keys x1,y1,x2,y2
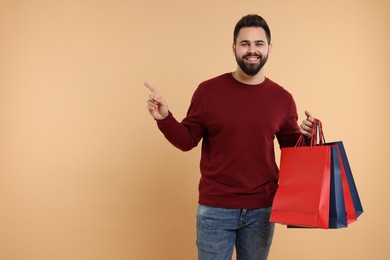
[{"x1": 228, "y1": 72, "x2": 269, "y2": 88}]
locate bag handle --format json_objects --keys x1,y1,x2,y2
[
  {"x1": 313, "y1": 119, "x2": 326, "y2": 146},
  {"x1": 295, "y1": 118, "x2": 326, "y2": 148}
]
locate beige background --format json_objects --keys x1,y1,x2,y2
[{"x1": 0, "y1": 0, "x2": 389, "y2": 259}]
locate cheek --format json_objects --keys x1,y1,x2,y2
[{"x1": 234, "y1": 48, "x2": 245, "y2": 58}]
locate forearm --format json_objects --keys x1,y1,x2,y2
[{"x1": 157, "y1": 111, "x2": 203, "y2": 151}]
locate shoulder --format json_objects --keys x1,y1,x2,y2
[
  {"x1": 189, "y1": 73, "x2": 231, "y2": 102},
  {"x1": 197, "y1": 73, "x2": 232, "y2": 91}
]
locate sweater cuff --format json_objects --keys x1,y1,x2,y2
[{"x1": 156, "y1": 111, "x2": 174, "y2": 126}]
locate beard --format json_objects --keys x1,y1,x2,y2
[{"x1": 235, "y1": 51, "x2": 269, "y2": 76}]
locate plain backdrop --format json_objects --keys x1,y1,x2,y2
[{"x1": 0, "y1": 0, "x2": 389, "y2": 259}]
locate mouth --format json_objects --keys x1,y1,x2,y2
[{"x1": 244, "y1": 56, "x2": 260, "y2": 64}]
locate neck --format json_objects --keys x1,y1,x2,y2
[{"x1": 232, "y1": 69, "x2": 265, "y2": 85}]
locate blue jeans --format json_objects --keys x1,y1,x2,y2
[{"x1": 196, "y1": 204, "x2": 275, "y2": 260}]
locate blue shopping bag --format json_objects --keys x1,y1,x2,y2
[
  {"x1": 328, "y1": 145, "x2": 348, "y2": 228},
  {"x1": 327, "y1": 141, "x2": 364, "y2": 218}
]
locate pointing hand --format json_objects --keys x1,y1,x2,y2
[{"x1": 144, "y1": 82, "x2": 169, "y2": 120}]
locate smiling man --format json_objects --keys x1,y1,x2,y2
[
  {"x1": 145, "y1": 14, "x2": 314, "y2": 260},
  {"x1": 233, "y1": 28, "x2": 270, "y2": 78}
]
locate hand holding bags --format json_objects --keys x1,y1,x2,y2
[{"x1": 269, "y1": 119, "x2": 363, "y2": 229}]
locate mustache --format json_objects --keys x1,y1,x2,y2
[{"x1": 242, "y1": 52, "x2": 262, "y2": 59}]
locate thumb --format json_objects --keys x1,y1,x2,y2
[{"x1": 305, "y1": 110, "x2": 314, "y2": 121}]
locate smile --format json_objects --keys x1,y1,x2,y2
[{"x1": 244, "y1": 56, "x2": 260, "y2": 63}]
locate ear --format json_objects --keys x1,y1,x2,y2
[
  {"x1": 232, "y1": 43, "x2": 236, "y2": 55},
  {"x1": 268, "y1": 43, "x2": 273, "y2": 54}
]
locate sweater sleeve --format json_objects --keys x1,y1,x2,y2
[
  {"x1": 156, "y1": 87, "x2": 206, "y2": 151},
  {"x1": 276, "y1": 94, "x2": 301, "y2": 148}
]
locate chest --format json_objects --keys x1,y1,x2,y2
[{"x1": 201, "y1": 89, "x2": 289, "y2": 136}]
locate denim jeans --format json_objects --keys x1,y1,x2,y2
[{"x1": 196, "y1": 204, "x2": 275, "y2": 260}]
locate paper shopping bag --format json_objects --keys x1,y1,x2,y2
[
  {"x1": 287, "y1": 144, "x2": 348, "y2": 229},
  {"x1": 270, "y1": 136, "x2": 332, "y2": 229},
  {"x1": 327, "y1": 141, "x2": 363, "y2": 220},
  {"x1": 272, "y1": 119, "x2": 363, "y2": 229},
  {"x1": 328, "y1": 145, "x2": 348, "y2": 228}
]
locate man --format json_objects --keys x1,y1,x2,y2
[{"x1": 145, "y1": 14, "x2": 314, "y2": 260}]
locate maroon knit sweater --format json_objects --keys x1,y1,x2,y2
[{"x1": 157, "y1": 73, "x2": 301, "y2": 209}]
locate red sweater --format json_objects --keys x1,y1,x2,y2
[{"x1": 157, "y1": 73, "x2": 301, "y2": 209}]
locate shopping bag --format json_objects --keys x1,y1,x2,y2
[
  {"x1": 327, "y1": 141, "x2": 363, "y2": 219},
  {"x1": 270, "y1": 125, "x2": 332, "y2": 228},
  {"x1": 328, "y1": 145, "x2": 348, "y2": 228},
  {"x1": 271, "y1": 119, "x2": 363, "y2": 229},
  {"x1": 287, "y1": 144, "x2": 348, "y2": 229}
]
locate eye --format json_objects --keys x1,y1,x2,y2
[{"x1": 241, "y1": 42, "x2": 249, "y2": 47}]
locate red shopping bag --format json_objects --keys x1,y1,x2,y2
[
  {"x1": 285, "y1": 144, "x2": 349, "y2": 229},
  {"x1": 270, "y1": 119, "x2": 332, "y2": 228}
]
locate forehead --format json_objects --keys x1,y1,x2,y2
[{"x1": 236, "y1": 27, "x2": 267, "y2": 42}]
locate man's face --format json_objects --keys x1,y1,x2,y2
[{"x1": 233, "y1": 27, "x2": 271, "y2": 76}]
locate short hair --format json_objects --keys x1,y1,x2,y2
[{"x1": 233, "y1": 14, "x2": 271, "y2": 44}]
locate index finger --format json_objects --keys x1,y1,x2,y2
[{"x1": 144, "y1": 81, "x2": 159, "y2": 94}]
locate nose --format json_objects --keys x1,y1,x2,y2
[{"x1": 247, "y1": 44, "x2": 258, "y2": 55}]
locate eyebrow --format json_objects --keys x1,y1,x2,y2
[{"x1": 239, "y1": 40, "x2": 266, "y2": 44}]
